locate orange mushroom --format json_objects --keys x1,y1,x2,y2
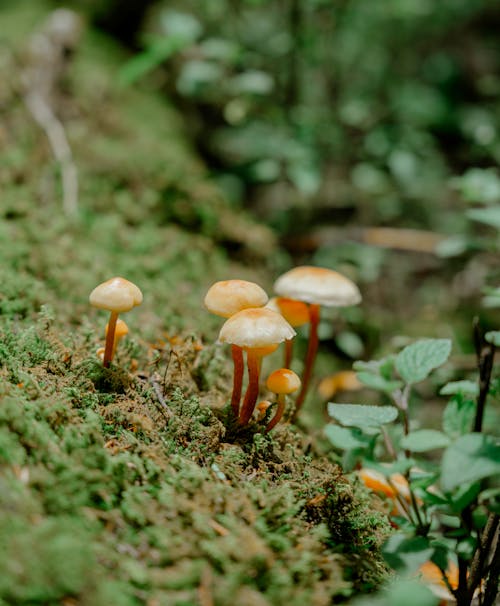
[
  {"x1": 265, "y1": 368, "x2": 301, "y2": 432},
  {"x1": 89, "y1": 277, "x2": 142, "y2": 367},
  {"x1": 204, "y1": 280, "x2": 268, "y2": 416},
  {"x1": 218, "y1": 308, "x2": 295, "y2": 425},
  {"x1": 274, "y1": 266, "x2": 361, "y2": 417}
]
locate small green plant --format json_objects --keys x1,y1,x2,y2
[{"x1": 325, "y1": 328, "x2": 500, "y2": 606}]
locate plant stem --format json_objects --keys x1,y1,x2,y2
[
  {"x1": 294, "y1": 303, "x2": 320, "y2": 418},
  {"x1": 483, "y1": 523, "x2": 500, "y2": 606},
  {"x1": 266, "y1": 394, "x2": 286, "y2": 432},
  {"x1": 239, "y1": 349, "x2": 260, "y2": 425},
  {"x1": 469, "y1": 513, "x2": 500, "y2": 601},
  {"x1": 473, "y1": 322, "x2": 495, "y2": 433},
  {"x1": 103, "y1": 311, "x2": 118, "y2": 368},
  {"x1": 230, "y1": 345, "x2": 244, "y2": 417}
]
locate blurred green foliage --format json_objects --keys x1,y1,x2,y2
[{"x1": 118, "y1": 0, "x2": 500, "y2": 228}]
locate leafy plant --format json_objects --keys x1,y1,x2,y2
[{"x1": 325, "y1": 331, "x2": 500, "y2": 606}]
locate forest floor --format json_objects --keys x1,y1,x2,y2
[{"x1": 0, "y1": 3, "x2": 391, "y2": 605}]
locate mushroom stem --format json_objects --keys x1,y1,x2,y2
[
  {"x1": 239, "y1": 349, "x2": 260, "y2": 425},
  {"x1": 265, "y1": 394, "x2": 286, "y2": 432},
  {"x1": 103, "y1": 311, "x2": 118, "y2": 367},
  {"x1": 284, "y1": 338, "x2": 293, "y2": 368},
  {"x1": 230, "y1": 345, "x2": 244, "y2": 416},
  {"x1": 294, "y1": 303, "x2": 320, "y2": 417}
]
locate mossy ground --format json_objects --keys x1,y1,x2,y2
[{"x1": 0, "y1": 3, "x2": 391, "y2": 604}]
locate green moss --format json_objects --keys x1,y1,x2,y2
[{"x1": 0, "y1": 2, "x2": 391, "y2": 603}]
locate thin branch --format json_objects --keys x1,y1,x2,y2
[{"x1": 148, "y1": 374, "x2": 174, "y2": 422}]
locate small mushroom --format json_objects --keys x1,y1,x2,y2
[
  {"x1": 265, "y1": 368, "x2": 301, "y2": 432},
  {"x1": 89, "y1": 277, "x2": 142, "y2": 367},
  {"x1": 274, "y1": 266, "x2": 361, "y2": 417},
  {"x1": 218, "y1": 308, "x2": 295, "y2": 425},
  {"x1": 204, "y1": 279, "x2": 268, "y2": 416}
]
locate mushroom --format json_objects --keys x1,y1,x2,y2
[
  {"x1": 105, "y1": 318, "x2": 129, "y2": 359},
  {"x1": 265, "y1": 368, "x2": 301, "y2": 432},
  {"x1": 89, "y1": 277, "x2": 142, "y2": 367},
  {"x1": 204, "y1": 280, "x2": 268, "y2": 416},
  {"x1": 218, "y1": 308, "x2": 295, "y2": 425},
  {"x1": 266, "y1": 297, "x2": 309, "y2": 367},
  {"x1": 274, "y1": 266, "x2": 361, "y2": 417}
]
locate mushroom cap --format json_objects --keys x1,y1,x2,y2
[
  {"x1": 218, "y1": 308, "x2": 295, "y2": 349},
  {"x1": 266, "y1": 368, "x2": 301, "y2": 395},
  {"x1": 105, "y1": 318, "x2": 129, "y2": 339},
  {"x1": 89, "y1": 277, "x2": 143, "y2": 313},
  {"x1": 274, "y1": 266, "x2": 361, "y2": 307},
  {"x1": 204, "y1": 279, "x2": 268, "y2": 318},
  {"x1": 266, "y1": 297, "x2": 310, "y2": 327}
]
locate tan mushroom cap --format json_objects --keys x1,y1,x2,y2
[
  {"x1": 274, "y1": 266, "x2": 361, "y2": 307},
  {"x1": 218, "y1": 308, "x2": 296, "y2": 349},
  {"x1": 89, "y1": 277, "x2": 143, "y2": 313},
  {"x1": 266, "y1": 368, "x2": 301, "y2": 395},
  {"x1": 204, "y1": 279, "x2": 268, "y2": 318}
]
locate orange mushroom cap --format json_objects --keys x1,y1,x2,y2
[
  {"x1": 266, "y1": 297, "x2": 310, "y2": 327},
  {"x1": 266, "y1": 368, "x2": 301, "y2": 395},
  {"x1": 105, "y1": 318, "x2": 129, "y2": 339}
]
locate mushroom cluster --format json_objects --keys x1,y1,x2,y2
[
  {"x1": 89, "y1": 265, "x2": 360, "y2": 432},
  {"x1": 204, "y1": 265, "x2": 361, "y2": 430}
]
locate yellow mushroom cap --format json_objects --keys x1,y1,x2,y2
[
  {"x1": 89, "y1": 277, "x2": 143, "y2": 313},
  {"x1": 218, "y1": 308, "x2": 295, "y2": 349},
  {"x1": 105, "y1": 319, "x2": 129, "y2": 339},
  {"x1": 204, "y1": 279, "x2": 268, "y2": 318},
  {"x1": 266, "y1": 368, "x2": 301, "y2": 395},
  {"x1": 274, "y1": 266, "x2": 361, "y2": 307}
]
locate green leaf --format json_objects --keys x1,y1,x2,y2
[
  {"x1": 396, "y1": 339, "x2": 451, "y2": 384},
  {"x1": 442, "y1": 397, "x2": 476, "y2": 438},
  {"x1": 327, "y1": 403, "x2": 398, "y2": 428},
  {"x1": 439, "y1": 380, "x2": 478, "y2": 396},
  {"x1": 449, "y1": 482, "x2": 481, "y2": 512},
  {"x1": 382, "y1": 534, "x2": 433, "y2": 573},
  {"x1": 324, "y1": 424, "x2": 372, "y2": 450},
  {"x1": 441, "y1": 433, "x2": 500, "y2": 493},
  {"x1": 353, "y1": 577, "x2": 439, "y2": 606},
  {"x1": 485, "y1": 331, "x2": 500, "y2": 347},
  {"x1": 467, "y1": 207, "x2": 500, "y2": 230},
  {"x1": 400, "y1": 430, "x2": 450, "y2": 452},
  {"x1": 356, "y1": 371, "x2": 402, "y2": 393}
]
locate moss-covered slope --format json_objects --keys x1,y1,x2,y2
[{"x1": 0, "y1": 3, "x2": 390, "y2": 604}]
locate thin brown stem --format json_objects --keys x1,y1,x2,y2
[
  {"x1": 103, "y1": 311, "x2": 118, "y2": 368},
  {"x1": 266, "y1": 394, "x2": 286, "y2": 432},
  {"x1": 230, "y1": 345, "x2": 244, "y2": 417},
  {"x1": 284, "y1": 339, "x2": 293, "y2": 369},
  {"x1": 294, "y1": 303, "x2": 320, "y2": 418},
  {"x1": 239, "y1": 350, "x2": 260, "y2": 425}
]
